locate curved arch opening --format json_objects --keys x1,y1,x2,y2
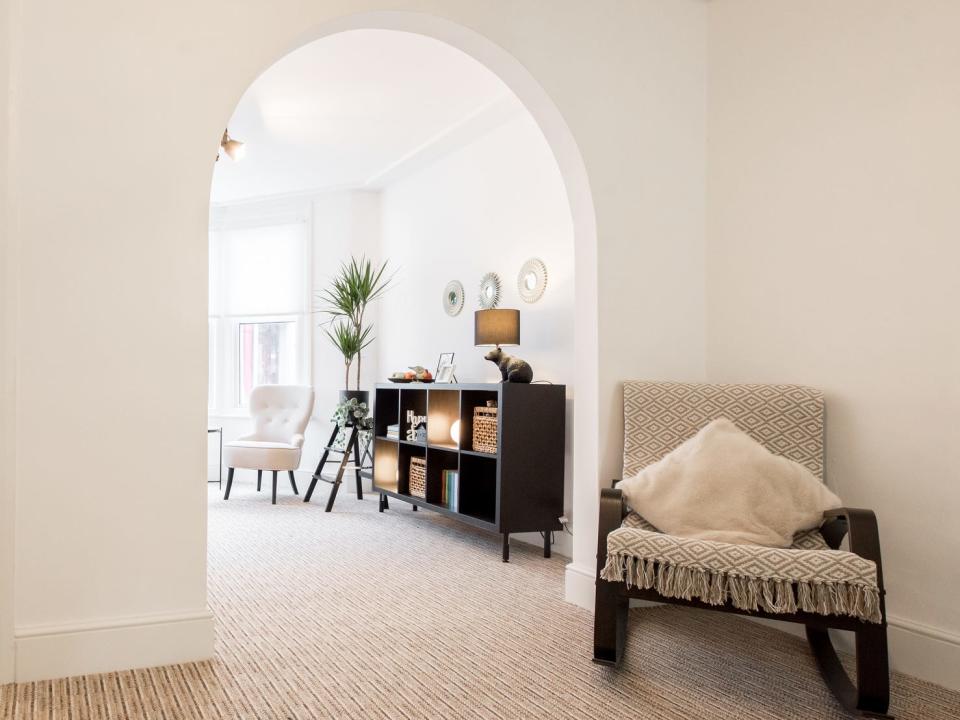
[{"x1": 207, "y1": 12, "x2": 598, "y2": 606}]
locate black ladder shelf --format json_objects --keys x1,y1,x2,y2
[{"x1": 303, "y1": 421, "x2": 372, "y2": 512}]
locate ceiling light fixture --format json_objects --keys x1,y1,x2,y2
[{"x1": 218, "y1": 129, "x2": 246, "y2": 161}]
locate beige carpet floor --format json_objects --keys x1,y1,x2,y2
[{"x1": 2, "y1": 478, "x2": 958, "y2": 719}]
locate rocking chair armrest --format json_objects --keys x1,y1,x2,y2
[
  {"x1": 821, "y1": 507, "x2": 886, "y2": 590},
  {"x1": 596, "y1": 486, "x2": 628, "y2": 578}
]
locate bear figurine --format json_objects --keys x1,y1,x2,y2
[{"x1": 484, "y1": 347, "x2": 534, "y2": 383}]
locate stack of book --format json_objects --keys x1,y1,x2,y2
[
  {"x1": 385, "y1": 424, "x2": 399, "y2": 440},
  {"x1": 441, "y1": 470, "x2": 459, "y2": 511}
]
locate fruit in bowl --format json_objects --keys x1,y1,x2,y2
[
  {"x1": 388, "y1": 367, "x2": 433, "y2": 383},
  {"x1": 408, "y1": 366, "x2": 433, "y2": 382}
]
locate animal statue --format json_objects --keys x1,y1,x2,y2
[{"x1": 484, "y1": 347, "x2": 534, "y2": 383}]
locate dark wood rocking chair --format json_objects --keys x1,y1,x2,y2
[{"x1": 593, "y1": 381, "x2": 891, "y2": 719}]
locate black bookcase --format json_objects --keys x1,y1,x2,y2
[{"x1": 368, "y1": 382, "x2": 565, "y2": 561}]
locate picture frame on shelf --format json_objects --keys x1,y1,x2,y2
[
  {"x1": 436, "y1": 352, "x2": 455, "y2": 376},
  {"x1": 437, "y1": 363, "x2": 457, "y2": 384}
]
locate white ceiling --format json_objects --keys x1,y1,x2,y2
[{"x1": 210, "y1": 29, "x2": 516, "y2": 204}]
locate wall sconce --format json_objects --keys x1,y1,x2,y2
[{"x1": 218, "y1": 129, "x2": 246, "y2": 162}]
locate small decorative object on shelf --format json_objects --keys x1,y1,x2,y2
[
  {"x1": 409, "y1": 456, "x2": 426, "y2": 498},
  {"x1": 478, "y1": 272, "x2": 502, "y2": 309},
  {"x1": 436, "y1": 352, "x2": 455, "y2": 377},
  {"x1": 473, "y1": 403, "x2": 499, "y2": 453},
  {"x1": 436, "y1": 363, "x2": 456, "y2": 383},
  {"x1": 389, "y1": 366, "x2": 433, "y2": 383},
  {"x1": 484, "y1": 347, "x2": 533, "y2": 384},
  {"x1": 405, "y1": 410, "x2": 426, "y2": 442},
  {"x1": 443, "y1": 281, "x2": 465, "y2": 316},
  {"x1": 517, "y1": 258, "x2": 548, "y2": 303},
  {"x1": 386, "y1": 423, "x2": 400, "y2": 440},
  {"x1": 413, "y1": 421, "x2": 427, "y2": 444}
]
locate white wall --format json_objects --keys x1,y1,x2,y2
[
  {"x1": 1, "y1": 0, "x2": 708, "y2": 682},
  {"x1": 706, "y1": 0, "x2": 960, "y2": 688},
  {"x1": 378, "y1": 110, "x2": 575, "y2": 557}
]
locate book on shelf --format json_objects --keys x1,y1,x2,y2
[
  {"x1": 442, "y1": 470, "x2": 459, "y2": 511},
  {"x1": 385, "y1": 423, "x2": 400, "y2": 440}
]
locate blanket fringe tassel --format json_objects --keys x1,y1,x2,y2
[{"x1": 600, "y1": 552, "x2": 882, "y2": 624}]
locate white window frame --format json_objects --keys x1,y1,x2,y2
[{"x1": 208, "y1": 210, "x2": 313, "y2": 416}]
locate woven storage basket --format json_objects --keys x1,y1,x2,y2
[
  {"x1": 472, "y1": 405, "x2": 498, "y2": 454},
  {"x1": 409, "y1": 456, "x2": 426, "y2": 498}
]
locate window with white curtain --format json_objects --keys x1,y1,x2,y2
[{"x1": 208, "y1": 220, "x2": 310, "y2": 411}]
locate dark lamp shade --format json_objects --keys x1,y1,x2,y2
[{"x1": 474, "y1": 309, "x2": 520, "y2": 346}]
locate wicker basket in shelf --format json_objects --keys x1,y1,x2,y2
[
  {"x1": 409, "y1": 456, "x2": 426, "y2": 498},
  {"x1": 472, "y1": 405, "x2": 498, "y2": 454}
]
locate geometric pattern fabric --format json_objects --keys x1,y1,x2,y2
[{"x1": 623, "y1": 381, "x2": 825, "y2": 480}]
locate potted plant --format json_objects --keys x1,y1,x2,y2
[{"x1": 317, "y1": 256, "x2": 392, "y2": 404}]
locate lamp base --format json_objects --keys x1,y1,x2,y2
[{"x1": 483, "y1": 347, "x2": 533, "y2": 383}]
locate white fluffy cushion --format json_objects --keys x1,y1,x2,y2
[{"x1": 616, "y1": 418, "x2": 841, "y2": 548}]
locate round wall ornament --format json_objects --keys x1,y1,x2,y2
[
  {"x1": 478, "y1": 272, "x2": 502, "y2": 309},
  {"x1": 443, "y1": 280, "x2": 465, "y2": 316},
  {"x1": 517, "y1": 258, "x2": 548, "y2": 303}
]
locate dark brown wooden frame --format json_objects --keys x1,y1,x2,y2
[{"x1": 593, "y1": 486, "x2": 892, "y2": 719}]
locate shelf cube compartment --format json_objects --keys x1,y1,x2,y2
[
  {"x1": 427, "y1": 389, "x2": 460, "y2": 449},
  {"x1": 372, "y1": 438, "x2": 399, "y2": 493},
  {"x1": 458, "y1": 453, "x2": 497, "y2": 525}
]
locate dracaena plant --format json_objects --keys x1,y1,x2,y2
[{"x1": 317, "y1": 257, "x2": 393, "y2": 390}]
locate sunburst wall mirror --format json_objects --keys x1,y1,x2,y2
[{"x1": 478, "y1": 272, "x2": 502, "y2": 309}]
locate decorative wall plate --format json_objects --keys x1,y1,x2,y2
[
  {"x1": 517, "y1": 258, "x2": 548, "y2": 303},
  {"x1": 478, "y1": 272, "x2": 502, "y2": 309},
  {"x1": 443, "y1": 280, "x2": 465, "y2": 316}
]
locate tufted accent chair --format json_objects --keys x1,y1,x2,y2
[{"x1": 223, "y1": 385, "x2": 315, "y2": 504}]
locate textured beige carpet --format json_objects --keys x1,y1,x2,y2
[{"x1": 2, "y1": 480, "x2": 958, "y2": 719}]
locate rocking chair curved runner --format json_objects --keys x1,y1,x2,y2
[{"x1": 593, "y1": 381, "x2": 891, "y2": 719}]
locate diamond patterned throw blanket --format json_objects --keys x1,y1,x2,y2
[{"x1": 601, "y1": 512, "x2": 882, "y2": 623}]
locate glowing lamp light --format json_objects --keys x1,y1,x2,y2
[{"x1": 450, "y1": 419, "x2": 461, "y2": 446}]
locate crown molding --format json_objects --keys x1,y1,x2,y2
[{"x1": 364, "y1": 93, "x2": 524, "y2": 188}]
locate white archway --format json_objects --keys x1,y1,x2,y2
[{"x1": 212, "y1": 11, "x2": 600, "y2": 605}]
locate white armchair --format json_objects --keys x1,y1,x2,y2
[{"x1": 223, "y1": 385, "x2": 315, "y2": 504}]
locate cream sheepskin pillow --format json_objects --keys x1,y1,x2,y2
[{"x1": 617, "y1": 418, "x2": 841, "y2": 548}]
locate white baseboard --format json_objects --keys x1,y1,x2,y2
[
  {"x1": 626, "y1": 600, "x2": 960, "y2": 693},
  {"x1": 887, "y1": 614, "x2": 960, "y2": 692},
  {"x1": 564, "y1": 562, "x2": 595, "y2": 610},
  {"x1": 15, "y1": 610, "x2": 214, "y2": 682}
]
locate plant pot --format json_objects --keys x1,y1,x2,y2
[{"x1": 339, "y1": 390, "x2": 370, "y2": 405}]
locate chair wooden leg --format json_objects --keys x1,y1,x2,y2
[
  {"x1": 288, "y1": 471, "x2": 298, "y2": 495},
  {"x1": 271, "y1": 470, "x2": 278, "y2": 505},
  {"x1": 257, "y1": 469, "x2": 262, "y2": 491},
  {"x1": 543, "y1": 531, "x2": 552, "y2": 558},
  {"x1": 223, "y1": 468, "x2": 235, "y2": 500},
  {"x1": 593, "y1": 578, "x2": 628, "y2": 666},
  {"x1": 806, "y1": 625, "x2": 892, "y2": 718}
]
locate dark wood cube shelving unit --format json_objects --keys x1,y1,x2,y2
[{"x1": 367, "y1": 382, "x2": 566, "y2": 561}]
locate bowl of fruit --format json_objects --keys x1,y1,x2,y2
[{"x1": 389, "y1": 366, "x2": 434, "y2": 383}]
